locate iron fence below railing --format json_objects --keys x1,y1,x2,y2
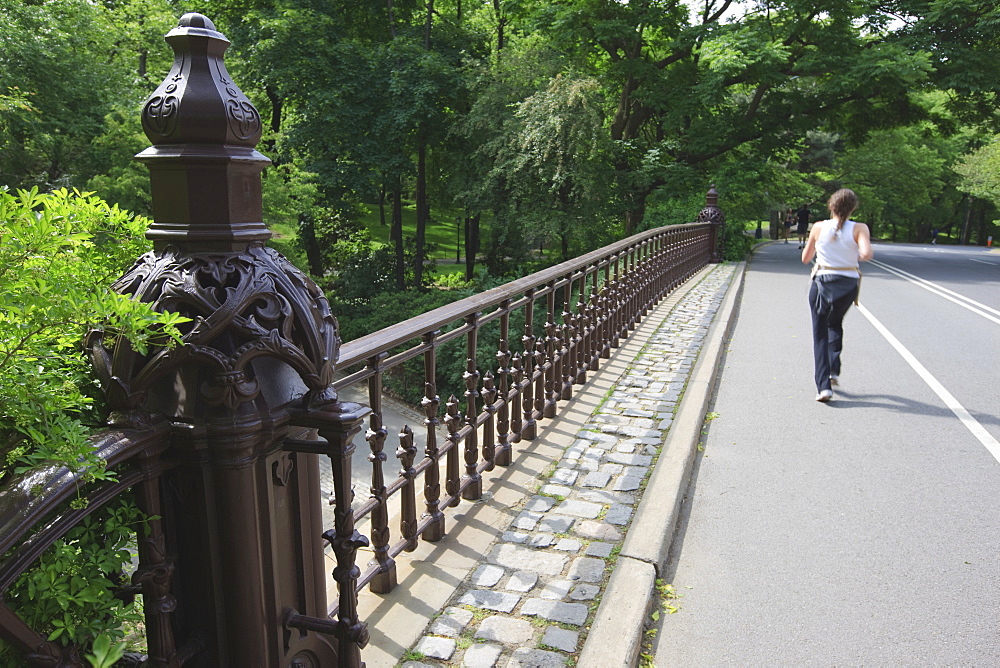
[{"x1": 316, "y1": 222, "x2": 715, "y2": 609}]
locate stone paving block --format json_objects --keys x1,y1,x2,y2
[
  {"x1": 574, "y1": 520, "x2": 622, "y2": 542},
  {"x1": 524, "y1": 495, "x2": 556, "y2": 512},
  {"x1": 470, "y1": 564, "x2": 505, "y2": 587},
  {"x1": 537, "y1": 514, "x2": 575, "y2": 534},
  {"x1": 512, "y1": 511, "x2": 542, "y2": 530},
  {"x1": 617, "y1": 426, "x2": 662, "y2": 438},
  {"x1": 539, "y1": 484, "x2": 572, "y2": 498},
  {"x1": 520, "y1": 599, "x2": 589, "y2": 625},
  {"x1": 542, "y1": 626, "x2": 579, "y2": 652},
  {"x1": 605, "y1": 452, "x2": 653, "y2": 466},
  {"x1": 429, "y1": 606, "x2": 474, "y2": 637},
  {"x1": 554, "y1": 499, "x2": 602, "y2": 519},
  {"x1": 599, "y1": 463, "x2": 624, "y2": 475},
  {"x1": 506, "y1": 648, "x2": 566, "y2": 668},
  {"x1": 553, "y1": 538, "x2": 581, "y2": 552},
  {"x1": 402, "y1": 662, "x2": 436, "y2": 668},
  {"x1": 528, "y1": 533, "x2": 555, "y2": 548},
  {"x1": 476, "y1": 616, "x2": 533, "y2": 644},
  {"x1": 502, "y1": 531, "x2": 529, "y2": 544},
  {"x1": 539, "y1": 579, "x2": 572, "y2": 600},
  {"x1": 506, "y1": 571, "x2": 538, "y2": 592},
  {"x1": 576, "y1": 431, "x2": 618, "y2": 445},
  {"x1": 550, "y1": 468, "x2": 578, "y2": 485},
  {"x1": 579, "y1": 491, "x2": 634, "y2": 508},
  {"x1": 583, "y1": 541, "x2": 614, "y2": 558},
  {"x1": 605, "y1": 503, "x2": 632, "y2": 526},
  {"x1": 614, "y1": 442, "x2": 637, "y2": 454},
  {"x1": 488, "y1": 544, "x2": 567, "y2": 575},
  {"x1": 581, "y1": 471, "x2": 611, "y2": 488},
  {"x1": 623, "y1": 465, "x2": 648, "y2": 478},
  {"x1": 463, "y1": 643, "x2": 503, "y2": 668},
  {"x1": 458, "y1": 589, "x2": 520, "y2": 613},
  {"x1": 567, "y1": 557, "x2": 605, "y2": 583},
  {"x1": 592, "y1": 414, "x2": 630, "y2": 426},
  {"x1": 414, "y1": 635, "x2": 456, "y2": 660},
  {"x1": 613, "y1": 475, "x2": 643, "y2": 492},
  {"x1": 570, "y1": 583, "x2": 600, "y2": 601}
]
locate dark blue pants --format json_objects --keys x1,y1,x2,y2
[{"x1": 809, "y1": 275, "x2": 859, "y2": 392}]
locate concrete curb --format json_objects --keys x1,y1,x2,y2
[{"x1": 577, "y1": 261, "x2": 747, "y2": 668}]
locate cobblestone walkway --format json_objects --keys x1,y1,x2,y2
[{"x1": 402, "y1": 264, "x2": 736, "y2": 668}]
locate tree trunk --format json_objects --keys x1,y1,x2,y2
[
  {"x1": 264, "y1": 86, "x2": 283, "y2": 158},
  {"x1": 464, "y1": 213, "x2": 480, "y2": 281},
  {"x1": 378, "y1": 183, "x2": 387, "y2": 227},
  {"x1": 494, "y1": 0, "x2": 505, "y2": 53},
  {"x1": 412, "y1": 0, "x2": 433, "y2": 290},
  {"x1": 298, "y1": 213, "x2": 324, "y2": 277},
  {"x1": 622, "y1": 190, "x2": 649, "y2": 237},
  {"x1": 414, "y1": 135, "x2": 427, "y2": 290},
  {"x1": 961, "y1": 195, "x2": 975, "y2": 245},
  {"x1": 392, "y1": 181, "x2": 405, "y2": 290}
]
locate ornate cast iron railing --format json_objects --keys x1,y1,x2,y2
[
  {"x1": 0, "y1": 12, "x2": 725, "y2": 667},
  {"x1": 325, "y1": 220, "x2": 716, "y2": 601}
]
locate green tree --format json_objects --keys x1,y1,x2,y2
[
  {"x1": 523, "y1": 0, "x2": 1000, "y2": 233},
  {"x1": 954, "y1": 137, "x2": 1000, "y2": 205}
]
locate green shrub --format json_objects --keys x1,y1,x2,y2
[
  {"x1": 0, "y1": 187, "x2": 185, "y2": 479},
  {"x1": 0, "y1": 188, "x2": 184, "y2": 662},
  {"x1": 0, "y1": 500, "x2": 144, "y2": 665}
]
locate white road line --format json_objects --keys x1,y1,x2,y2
[
  {"x1": 970, "y1": 259, "x2": 996, "y2": 265},
  {"x1": 857, "y1": 303, "x2": 1000, "y2": 466},
  {"x1": 870, "y1": 259, "x2": 1000, "y2": 325}
]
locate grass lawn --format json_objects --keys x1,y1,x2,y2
[
  {"x1": 359, "y1": 202, "x2": 485, "y2": 264},
  {"x1": 268, "y1": 203, "x2": 488, "y2": 280}
]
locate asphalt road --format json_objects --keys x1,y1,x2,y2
[{"x1": 653, "y1": 241, "x2": 1000, "y2": 665}]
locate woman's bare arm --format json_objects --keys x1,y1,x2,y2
[
  {"x1": 855, "y1": 223, "x2": 873, "y2": 261},
  {"x1": 801, "y1": 225, "x2": 820, "y2": 264}
]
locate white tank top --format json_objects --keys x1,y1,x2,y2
[{"x1": 815, "y1": 219, "x2": 860, "y2": 278}]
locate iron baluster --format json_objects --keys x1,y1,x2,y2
[
  {"x1": 396, "y1": 426, "x2": 419, "y2": 552},
  {"x1": 443, "y1": 395, "x2": 463, "y2": 508},
  {"x1": 462, "y1": 357, "x2": 482, "y2": 500},
  {"x1": 481, "y1": 373, "x2": 497, "y2": 472}
]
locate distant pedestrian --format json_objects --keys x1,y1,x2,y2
[
  {"x1": 931, "y1": 228, "x2": 939, "y2": 244},
  {"x1": 783, "y1": 208, "x2": 794, "y2": 243},
  {"x1": 801, "y1": 188, "x2": 873, "y2": 402},
  {"x1": 795, "y1": 204, "x2": 810, "y2": 248}
]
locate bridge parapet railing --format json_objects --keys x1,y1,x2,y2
[
  {"x1": 327, "y1": 218, "x2": 715, "y2": 600},
  {"x1": 0, "y1": 12, "x2": 724, "y2": 667}
]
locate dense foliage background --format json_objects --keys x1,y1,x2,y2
[{"x1": 4, "y1": 1, "x2": 1000, "y2": 295}]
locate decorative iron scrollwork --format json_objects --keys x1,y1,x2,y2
[
  {"x1": 87, "y1": 242, "x2": 340, "y2": 420},
  {"x1": 697, "y1": 185, "x2": 726, "y2": 226}
]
